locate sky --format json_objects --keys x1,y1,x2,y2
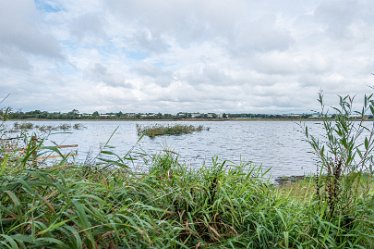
[{"x1": 0, "y1": 0, "x2": 374, "y2": 114}]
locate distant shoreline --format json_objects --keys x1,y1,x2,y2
[{"x1": 5, "y1": 118, "x2": 365, "y2": 122}]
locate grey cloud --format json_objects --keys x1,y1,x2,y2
[
  {"x1": 129, "y1": 29, "x2": 171, "y2": 54},
  {"x1": 70, "y1": 13, "x2": 107, "y2": 40},
  {"x1": 0, "y1": 0, "x2": 62, "y2": 70},
  {"x1": 314, "y1": 0, "x2": 374, "y2": 39},
  {"x1": 0, "y1": 32, "x2": 61, "y2": 58},
  {"x1": 0, "y1": 47, "x2": 31, "y2": 71},
  {"x1": 179, "y1": 64, "x2": 242, "y2": 86},
  {"x1": 228, "y1": 15, "x2": 293, "y2": 56},
  {"x1": 134, "y1": 64, "x2": 174, "y2": 87},
  {"x1": 103, "y1": 0, "x2": 212, "y2": 40},
  {"x1": 251, "y1": 52, "x2": 331, "y2": 75},
  {"x1": 90, "y1": 63, "x2": 133, "y2": 89},
  {"x1": 105, "y1": 0, "x2": 293, "y2": 55}
]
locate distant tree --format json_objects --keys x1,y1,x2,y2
[
  {"x1": 92, "y1": 111, "x2": 99, "y2": 118},
  {"x1": 70, "y1": 109, "x2": 79, "y2": 115}
]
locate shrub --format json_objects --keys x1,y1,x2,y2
[{"x1": 304, "y1": 92, "x2": 374, "y2": 218}]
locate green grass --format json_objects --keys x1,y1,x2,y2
[
  {"x1": 137, "y1": 124, "x2": 208, "y2": 138},
  {"x1": 0, "y1": 152, "x2": 373, "y2": 248}
]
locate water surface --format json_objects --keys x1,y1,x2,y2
[{"x1": 6, "y1": 120, "x2": 322, "y2": 178}]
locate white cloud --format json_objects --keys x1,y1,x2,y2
[{"x1": 1, "y1": 0, "x2": 374, "y2": 113}]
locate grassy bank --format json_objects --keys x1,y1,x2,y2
[
  {"x1": 0, "y1": 153, "x2": 373, "y2": 248},
  {"x1": 137, "y1": 124, "x2": 207, "y2": 138}
]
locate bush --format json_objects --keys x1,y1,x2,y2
[{"x1": 304, "y1": 92, "x2": 374, "y2": 219}]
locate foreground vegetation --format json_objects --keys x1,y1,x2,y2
[
  {"x1": 0, "y1": 92, "x2": 374, "y2": 248},
  {"x1": 0, "y1": 154, "x2": 372, "y2": 249},
  {"x1": 137, "y1": 124, "x2": 208, "y2": 138}
]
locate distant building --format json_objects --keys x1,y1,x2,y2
[
  {"x1": 126, "y1": 113, "x2": 136, "y2": 117},
  {"x1": 191, "y1": 113, "x2": 202, "y2": 118},
  {"x1": 177, "y1": 112, "x2": 188, "y2": 118},
  {"x1": 350, "y1": 114, "x2": 367, "y2": 119},
  {"x1": 99, "y1": 113, "x2": 118, "y2": 118},
  {"x1": 207, "y1": 113, "x2": 217, "y2": 118}
]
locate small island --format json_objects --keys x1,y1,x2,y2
[{"x1": 136, "y1": 124, "x2": 208, "y2": 137}]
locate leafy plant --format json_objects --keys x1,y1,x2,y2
[{"x1": 304, "y1": 91, "x2": 374, "y2": 218}]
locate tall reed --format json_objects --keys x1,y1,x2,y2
[{"x1": 304, "y1": 92, "x2": 374, "y2": 220}]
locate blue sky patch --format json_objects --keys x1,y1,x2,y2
[
  {"x1": 124, "y1": 50, "x2": 149, "y2": 61},
  {"x1": 34, "y1": 0, "x2": 62, "y2": 13}
]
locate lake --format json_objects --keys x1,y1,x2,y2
[{"x1": 5, "y1": 120, "x2": 322, "y2": 178}]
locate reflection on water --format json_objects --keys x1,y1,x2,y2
[{"x1": 5, "y1": 120, "x2": 322, "y2": 177}]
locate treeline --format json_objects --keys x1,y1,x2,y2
[
  {"x1": 2, "y1": 108, "x2": 373, "y2": 120},
  {"x1": 4, "y1": 110, "x2": 177, "y2": 120}
]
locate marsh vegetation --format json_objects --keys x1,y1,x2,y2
[
  {"x1": 136, "y1": 124, "x2": 208, "y2": 138},
  {"x1": 8, "y1": 122, "x2": 85, "y2": 133}
]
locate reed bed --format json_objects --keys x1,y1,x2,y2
[
  {"x1": 0, "y1": 150, "x2": 373, "y2": 248},
  {"x1": 9, "y1": 122, "x2": 85, "y2": 133},
  {"x1": 137, "y1": 124, "x2": 208, "y2": 138}
]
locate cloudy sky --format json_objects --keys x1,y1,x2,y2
[{"x1": 0, "y1": 0, "x2": 373, "y2": 114}]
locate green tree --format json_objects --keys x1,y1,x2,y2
[{"x1": 92, "y1": 111, "x2": 99, "y2": 118}]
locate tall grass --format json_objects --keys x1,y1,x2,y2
[{"x1": 0, "y1": 151, "x2": 373, "y2": 248}]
